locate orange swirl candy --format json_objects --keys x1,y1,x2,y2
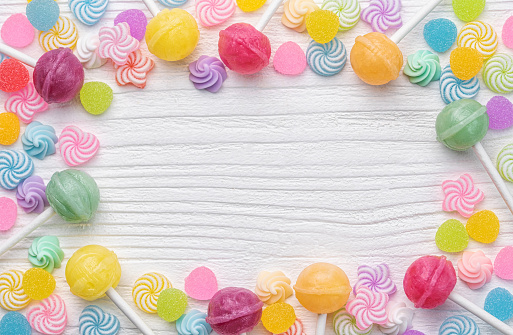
[
  {"x1": 39, "y1": 16, "x2": 79, "y2": 52},
  {"x1": 0, "y1": 270, "x2": 31, "y2": 311}
]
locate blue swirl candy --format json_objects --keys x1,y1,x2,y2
[
  {"x1": 0, "y1": 150, "x2": 34, "y2": 190},
  {"x1": 69, "y1": 0, "x2": 109, "y2": 25},
  {"x1": 21, "y1": 121, "x2": 58, "y2": 160},
  {"x1": 439, "y1": 65, "x2": 480, "y2": 104},
  {"x1": 439, "y1": 315, "x2": 480, "y2": 335},
  {"x1": 158, "y1": 0, "x2": 188, "y2": 7},
  {"x1": 306, "y1": 38, "x2": 347, "y2": 77},
  {"x1": 177, "y1": 310, "x2": 212, "y2": 335},
  {"x1": 79, "y1": 305, "x2": 120, "y2": 335}
]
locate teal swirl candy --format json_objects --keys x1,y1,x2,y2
[
  {"x1": 46, "y1": 169, "x2": 100, "y2": 223},
  {"x1": 21, "y1": 121, "x2": 58, "y2": 160},
  {"x1": 333, "y1": 308, "x2": 372, "y2": 335},
  {"x1": 306, "y1": 38, "x2": 347, "y2": 76},
  {"x1": 497, "y1": 143, "x2": 513, "y2": 182},
  {"x1": 403, "y1": 50, "x2": 441, "y2": 87},
  {"x1": 28, "y1": 236, "x2": 64, "y2": 273},
  {"x1": 177, "y1": 310, "x2": 212, "y2": 335},
  {"x1": 69, "y1": 0, "x2": 109, "y2": 26},
  {"x1": 0, "y1": 150, "x2": 34, "y2": 190},
  {"x1": 321, "y1": 0, "x2": 360, "y2": 31},
  {"x1": 483, "y1": 53, "x2": 513, "y2": 94},
  {"x1": 79, "y1": 305, "x2": 120, "y2": 335},
  {"x1": 158, "y1": 0, "x2": 188, "y2": 7},
  {"x1": 439, "y1": 65, "x2": 480, "y2": 104},
  {"x1": 439, "y1": 315, "x2": 480, "y2": 335}
]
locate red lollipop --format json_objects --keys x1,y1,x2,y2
[{"x1": 0, "y1": 59, "x2": 29, "y2": 92}]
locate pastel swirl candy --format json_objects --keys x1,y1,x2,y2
[
  {"x1": 79, "y1": 305, "x2": 120, "y2": 335},
  {"x1": 176, "y1": 310, "x2": 212, "y2": 335},
  {"x1": 457, "y1": 250, "x2": 493, "y2": 290},
  {"x1": 403, "y1": 50, "x2": 441, "y2": 87},
  {"x1": 114, "y1": 50, "x2": 155, "y2": 89},
  {"x1": 196, "y1": 0, "x2": 235, "y2": 27},
  {"x1": 27, "y1": 294, "x2": 67, "y2": 335},
  {"x1": 483, "y1": 54, "x2": 513, "y2": 94},
  {"x1": 5, "y1": 82, "x2": 48, "y2": 124},
  {"x1": 39, "y1": 16, "x2": 79, "y2": 52},
  {"x1": 98, "y1": 22, "x2": 140, "y2": 66},
  {"x1": 282, "y1": 0, "x2": 319, "y2": 32},
  {"x1": 333, "y1": 308, "x2": 373, "y2": 335},
  {"x1": 439, "y1": 315, "x2": 479, "y2": 335},
  {"x1": 353, "y1": 264, "x2": 396, "y2": 296},
  {"x1": 28, "y1": 236, "x2": 64, "y2": 274},
  {"x1": 439, "y1": 65, "x2": 480, "y2": 104},
  {"x1": 69, "y1": 0, "x2": 108, "y2": 26},
  {"x1": 255, "y1": 271, "x2": 293, "y2": 304},
  {"x1": 457, "y1": 21, "x2": 498, "y2": 59},
  {"x1": 189, "y1": 56, "x2": 227, "y2": 93},
  {"x1": 279, "y1": 318, "x2": 306, "y2": 335},
  {"x1": 0, "y1": 270, "x2": 31, "y2": 311},
  {"x1": 498, "y1": 143, "x2": 513, "y2": 182},
  {"x1": 378, "y1": 302, "x2": 414, "y2": 335},
  {"x1": 0, "y1": 150, "x2": 34, "y2": 190},
  {"x1": 361, "y1": 0, "x2": 402, "y2": 33},
  {"x1": 321, "y1": 0, "x2": 360, "y2": 31},
  {"x1": 21, "y1": 121, "x2": 58, "y2": 160},
  {"x1": 74, "y1": 34, "x2": 107, "y2": 69},
  {"x1": 16, "y1": 175, "x2": 48, "y2": 214},
  {"x1": 59, "y1": 126, "x2": 100, "y2": 167},
  {"x1": 133, "y1": 272, "x2": 172, "y2": 313},
  {"x1": 306, "y1": 38, "x2": 347, "y2": 76},
  {"x1": 442, "y1": 174, "x2": 484, "y2": 217},
  {"x1": 346, "y1": 286, "x2": 389, "y2": 330},
  {"x1": 158, "y1": 0, "x2": 187, "y2": 7}
]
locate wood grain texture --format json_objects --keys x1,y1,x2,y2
[{"x1": 1, "y1": 0, "x2": 513, "y2": 334}]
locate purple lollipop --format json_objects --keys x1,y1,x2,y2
[
  {"x1": 486, "y1": 96, "x2": 513, "y2": 130},
  {"x1": 189, "y1": 56, "x2": 227, "y2": 93},
  {"x1": 16, "y1": 176, "x2": 48, "y2": 214},
  {"x1": 114, "y1": 9, "x2": 148, "y2": 41}
]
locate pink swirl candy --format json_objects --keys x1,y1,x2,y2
[
  {"x1": 59, "y1": 125, "x2": 100, "y2": 167},
  {"x1": 114, "y1": 50, "x2": 155, "y2": 89},
  {"x1": 5, "y1": 82, "x2": 48, "y2": 124},
  {"x1": 346, "y1": 286, "x2": 389, "y2": 330},
  {"x1": 457, "y1": 250, "x2": 493, "y2": 290},
  {"x1": 278, "y1": 318, "x2": 306, "y2": 335},
  {"x1": 361, "y1": 0, "x2": 402, "y2": 33},
  {"x1": 354, "y1": 264, "x2": 396, "y2": 296},
  {"x1": 196, "y1": 0, "x2": 235, "y2": 27},
  {"x1": 98, "y1": 22, "x2": 140, "y2": 65},
  {"x1": 442, "y1": 174, "x2": 484, "y2": 218},
  {"x1": 27, "y1": 294, "x2": 67, "y2": 335}
]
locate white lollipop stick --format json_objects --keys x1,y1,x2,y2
[
  {"x1": 106, "y1": 288, "x2": 156, "y2": 335},
  {"x1": 315, "y1": 314, "x2": 328, "y2": 335},
  {"x1": 449, "y1": 292, "x2": 513, "y2": 335},
  {"x1": 0, "y1": 42, "x2": 37, "y2": 67},
  {"x1": 141, "y1": 0, "x2": 160, "y2": 17},
  {"x1": 390, "y1": 0, "x2": 443, "y2": 44},
  {"x1": 255, "y1": 0, "x2": 284, "y2": 31}
]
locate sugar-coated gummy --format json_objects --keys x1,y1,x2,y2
[
  {"x1": 184, "y1": 266, "x2": 218, "y2": 300},
  {"x1": 273, "y1": 41, "x2": 307, "y2": 76},
  {"x1": 80, "y1": 82, "x2": 113, "y2": 115},
  {"x1": 0, "y1": 59, "x2": 29, "y2": 93},
  {"x1": 26, "y1": 0, "x2": 60, "y2": 31},
  {"x1": 261, "y1": 302, "x2": 296, "y2": 334},
  {"x1": 0, "y1": 197, "x2": 17, "y2": 231},
  {"x1": 0, "y1": 112, "x2": 20, "y2": 145},
  {"x1": 423, "y1": 18, "x2": 457, "y2": 53},
  {"x1": 466, "y1": 209, "x2": 499, "y2": 243},
  {"x1": 1, "y1": 14, "x2": 35, "y2": 48},
  {"x1": 484, "y1": 288, "x2": 513, "y2": 321},
  {"x1": 22, "y1": 268, "x2": 56, "y2": 300},
  {"x1": 236, "y1": 0, "x2": 266, "y2": 11},
  {"x1": 503, "y1": 16, "x2": 513, "y2": 49},
  {"x1": 157, "y1": 288, "x2": 188, "y2": 322},
  {"x1": 452, "y1": 0, "x2": 485, "y2": 22},
  {"x1": 449, "y1": 47, "x2": 483, "y2": 81},
  {"x1": 486, "y1": 96, "x2": 513, "y2": 130},
  {"x1": 306, "y1": 10, "x2": 339, "y2": 44},
  {"x1": 435, "y1": 219, "x2": 468, "y2": 253},
  {"x1": 494, "y1": 246, "x2": 513, "y2": 280},
  {"x1": 114, "y1": 9, "x2": 148, "y2": 41},
  {"x1": 0, "y1": 312, "x2": 31, "y2": 335}
]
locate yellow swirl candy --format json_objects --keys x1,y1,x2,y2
[
  {"x1": 0, "y1": 270, "x2": 31, "y2": 311},
  {"x1": 457, "y1": 21, "x2": 497, "y2": 59},
  {"x1": 39, "y1": 16, "x2": 79, "y2": 52},
  {"x1": 132, "y1": 272, "x2": 172, "y2": 313},
  {"x1": 282, "y1": 0, "x2": 319, "y2": 32}
]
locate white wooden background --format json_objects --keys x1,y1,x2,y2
[{"x1": 1, "y1": 0, "x2": 513, "y2": 334}]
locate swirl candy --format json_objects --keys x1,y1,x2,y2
[
  {"x1": 28, "y1": 236, "x2": 64, "y2": 273},
  {"x1": 27, "y1": 294, "x2": 67, "y2": 335},
  {"x1": 0, "y1": 150, "x2": 34, "y2": 190},
  {"x1": 439, "y1": 315, "x2": 479, "y2": 335},
  {"x1": 74, "y1": 34, "x2": 107, "y2": 69},
  {"x1": 133, "y1": 272, "x2": 172, "y2": 314},
  {"x1": 333, "y1": 308, "x2": 373, "y2": 335},
  {"x1": 457, "y1": 250, "x2": 493, "y2": 290},
  {"x1": 5, "y1": 82, "x2": 48, "y2": 124},
  {"x1": 457, "y1": 21, "x2": 498, "y2": 59},
  {"x1": 321, "y1": 0, "x2": 360, "y2": 31},
  {"x1": 282, "y1": 0, "x2": 319, "y2": 32},
  {"x1": 439, "y1": 65, "x2": 480, "y2": 105},
  {"x1": 0, "y1": 270, "x2": 31, "y2": 311},
  {"x1": 69, "y1": 0, "x2": 108, "y2": 26},
  {"x1": 79, "y1": 305, "x2": 120, "y2": 335},
  {"x1": 196, "y1": 0, "x2": 235, "y2": 27},
  {"x1": 346, "y1": 286, "x2": 389, "y2": 330},
  {"x1": 378, "y1": 302, "x2": 414, "y2": 335},
  {"x1": 16, "y1": 176, "x2": 48, "y2": 214},
  {"x1": 99, "y1": 22, "x2": 140, "y2": 66},
  {"x1": 306, "y1": 38, "x2": 346, "y2": 76},
  {"x1": 442, "y1": 174, "x2": 484, "y2": 217},
  {"x1": 280, "y1": 318, "x2": 306, "y2": 335},
  {"x1": 361, "y1": 0, "x2": 402, "y2": 33},
  {"x1": 498, "y1": 143, "x2": 513, "y2": 182},
  {"x1": 403, "y1": 50, "x2": 441, "y2": 87},
  {"x1": 353, "y1": 263, "x2": 396, "y2": 296},
  {"x1": 189, "y1": 56, "x2": 227, "y2": 93},
  {"x1": 255, "y1": 271, "x2": 293, "y2": 305},
  {"x1": 483, "y1": 54, "x2": 513, "y2": 94},
  {"x1": 59, "y1": 125, "x2": 100, "y2": 167},
  {"x1": 39, "y1": 16, "x2": 79, "y2": 52},
  {"x1": 176, "y1": 310, "x2": 212, "y2": 335},
  {"x1": 21, "y1": 121, "x2": 58, "y2": 160},
  {"x1": 159, "y1": 0, "x2": 187, "y2": 7},
  {"x1": 114, "y1": 50, "x2": 155, "y2": 89}
]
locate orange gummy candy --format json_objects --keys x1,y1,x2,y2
[
  {"x1": 450, "y1": 47, "x2": 483, "y2": 81},
  {"x1": 261, "y1": 302, "x2": 296, "y2": 334},
  {"x1": 466, "y1": 210, "x2": 500, "y2": 243},
  {"x1": 306, "y1": 10, "x2": 339, "y2": 44},
  {"x1": 0, "y1": 113, "x2": 20, "y2": 145},
  {"x1": 22, "y1": 268, "x2": 56, "y2": 300}
]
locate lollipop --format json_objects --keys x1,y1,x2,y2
[
  {"x1": 404, "y1": 255, "x2": 513, "y2": 334},
  {"x1": 350, "y1": 0, "x2": 443, "y2": 85},
  {"x1": 436, "y1": 99, "x2": 513, "y2": 216},
  {"x1": 294, "y1": 263, "x2": 351, "y2": 335},
  {"x1": 66, "y1": 245, "x2": 155, "y2": 335},
  {"x1": 0, "y1": 169, "x2": 99, "y2": 257}
]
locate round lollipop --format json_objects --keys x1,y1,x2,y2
[
  {"x1": 66, "y1": 245, "x2": 155, "y2": 335},
  {"x1": 404, "y1": 256, "x2": 513, "y2": 334},
  {"x1": 436, "y1": 99, "x2": 513, "y2": 216},
  {"x1": 0, "y1": 43, "x2": 84, "y2": 103},
  {"x1": 0, "y1": 169, "x2": 99, "y2": 257},
  {"x1": 294, "y1": 263, "x2": 351, "y2": 335},
  {"x1": 350, "y1": 0, "x2": 443, "y2": 85}
]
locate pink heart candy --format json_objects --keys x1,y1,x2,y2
[
  {"x1": 184, "y1": 266, "x2": 218, "y2": 300},
  {"x1": 59, "y1": 126, "x2": 100, "y2": 167}
]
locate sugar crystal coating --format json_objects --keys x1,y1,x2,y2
[
  {"x1": 26, "y1": 0, "x2": 60, "y2": 31},
  {"x1": 306, "y1": 10, "x2": 339, "y2": 44},
  {"x1": 262, "y1": 302, "x2": 296, "y2": 334},
  {"x1": 484, "y1": 288, "x2": 513, "y2": 321},
  {"x1": 486, "y1": 96, "x2": 513, "y2": 130},
  {"x1": 80, "y1": 82, "x2": 113, "y2": 115},
  {"x1": 423, "y1": 18, "x2": 457, "y2": 53},
  {"x1": 466, "y1": 209, "x2": 499, "y2": 243},
  {"x1": 157, "y1": 288, "x2": 188, "y2": 322},
  {"x1": 435, "y1": 219, "x2": 468, "y2": 253},
  {"x1": 452, "y1": 0, "x2": 485, "y2": 22},
  {"x1": 449, "y1": 47, "x2": 483, "y2": 81},
  {"x1": 22, "y1": 268, "x2": 56, "y2": 300}
]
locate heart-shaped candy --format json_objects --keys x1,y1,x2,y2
[
  {"x1": 484, "y1": 287, "x2": 513, "y2": 321},
  {"x1": 494, "y1": 246, "x2": 513, "y2": 280},
  {"x1": 185, "y1": 266, "x2": 218, "y2": 300},
  {"x1": 80, "y1": 305, "x2": 120, "y2": 335},
  {"x1": 436, "y1": 219, "x2": 469, "y2": 252},
  {"x1": 59, "y1": 125, "x2": 100, "y2": 167},
  {"x1": 0, "y1": 312, "x2": 31, "y2": 335}
]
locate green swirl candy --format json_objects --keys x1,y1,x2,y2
[
  {"x1": 403, "y1": 50, "x2": 441, "y2": 87},
  {"x1": 28, "y1": 236, "x2": 64, "y2": 273},
  {"x1": 46, "y1": 169, "x2": 100, "y2": 223}
]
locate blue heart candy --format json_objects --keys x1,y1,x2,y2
[
  {"x1": 79, "y1": 305, "x2": 121, "y2": 335},
  {"x1": 0, "y1": 311, "x2": 31, "y2": 335},
  {"x1": 484, "y1": 287, "x2": 513, "y2": 321}
]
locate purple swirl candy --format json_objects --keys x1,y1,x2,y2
[
  {"x1": 16, "y1": 175, "x2": 48, "y2": 214},
  {"x1": 353, "y1": 263, "x2": 397, "y2": 295},
  {"x1": 189, "y1": 55, "x2": 227, "y2": 93},
  {"x1": 361, "y1": 0, "x2": 402, "y2": 33}
]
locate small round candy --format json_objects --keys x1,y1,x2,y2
[
  {"x1": 503, "y1": 16, "x2": 513, "y2": 49},
  {"x1": 80, "y1": 82, "x2": 113, "y2": 115},
  {"x1": 0, "y1": 197, "x2": 17, "y2": 231},
  {"x1": 307, "y1": 37, "x2": 346, "y2": 76},
  {"x1": 114, "y1": 9, "x2": 148, "y2": 41},
  {"x1": 0, "y1": 312, "x2": 31, "y2": 335},
  {"x1": 423, "y1": 18, "x2": 457, "y2": 53},
  {"x1": 236, "y1": 0, "x2": 266, "y2": 12},
  {"x1": 449, "y1": 47, "x2": 483, "y2": 81},
  {"x1": 486, "y1": 96, "x2": 513, "y2": 130},
  {"x1": 0, "y1": 112, "x2": 20, "y2": 145},
  {"x1": 26, "y1": 0, "x2": 60, "y2": 31},
  {"x1": 0, "y1": 59, "x2": 29, "y2": 93},
  {"x1": 435, "y1": 219, "x2": 469, "y2": 253},
  {"x1": 22, "y1": 268, "x2": 56, "y2": 300},
  {"x1": 466, "y1": 210, "x2": 500, "y2": 243},
  {"x1": 452, "y1": 0, "x2": 485, "y2": 22},
  {"x1": 261, "y1": 302, "x2": 296, "y2": 334},
  {"x1": 1, "y1": 14, "x2": 35, "y2": 48},
  {"x1": 273, "y1": 41, "x2": 306, "y2": 76},
  {"x1": 306, "y1": 9, "x2": 339, "y2": 44},
  {"x1": 157, "y1": 288, "x2": 188, "y2": 322}
]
